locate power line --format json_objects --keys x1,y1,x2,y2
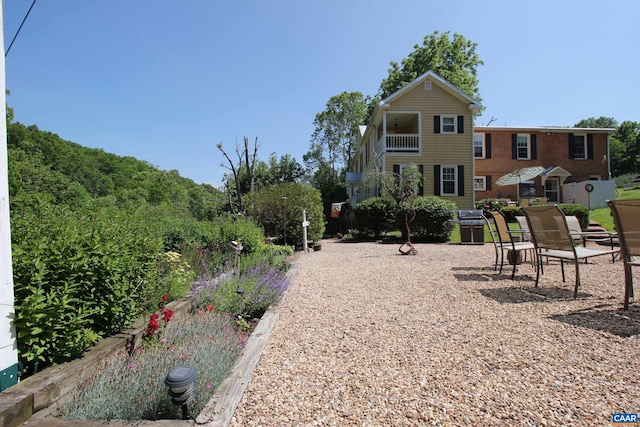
[{"x1": 5, "y1": 0, "x2": 38, "y2": 57}]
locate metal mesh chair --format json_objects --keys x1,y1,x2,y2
[
  {"x1": 489, "y1": 211, "x2": 535, "y2": 279},
  {"x1": 607, "y1": 199, "x2": 640, "y2": 309},
  {"x1": 521, "y1": 205, "x2": 620, "y2": 298}
]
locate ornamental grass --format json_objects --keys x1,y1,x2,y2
[{"x1": 63, "y1": 309, "x2": 244, "y2": 420}]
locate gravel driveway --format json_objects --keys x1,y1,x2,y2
[{"x1": 229, "y1": 239, "x2": 639, "y2": 426}]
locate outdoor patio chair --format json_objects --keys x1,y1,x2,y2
[
  {"x1": 607, "y1": 199, "x2": 640, "y2": 310},
  {"x1": 515, "y1": 216, "x2": 531, "y2": 241},
  {"x1": 489, "y1": 211, "x2": 536, "y2": 279},
  {"x1": 521, "y1": 206, "x2": 620, "y2": 298}
]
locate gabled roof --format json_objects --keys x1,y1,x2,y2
[
  {"x1": 363, "y1": 71, "x2": 481, "y2": 137},
  {"x1": 380, "y1": 70, "x2": 481, "y2": 109}
]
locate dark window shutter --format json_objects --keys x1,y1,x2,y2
[
  {"x1": 531, "y1": 134, "x2": 537, "y2": 160},
  {"x1": 487, "y1": 175, "x2": 492, "y2": 191},
  {"x1": 434, "y1": 115, "x2": 441, "y2": 134},
  {"x1": 587, "y1": 134, "x2": 594, "y2": 159},
  {"x1": 486, "y1": 134, "x2": 492, "y2": 159},
  {"x1": 568, "y1": 133, "x2": 575, "y2": 159},
  {"x1": 418, "y1": 165, "x2": 424, "y2": 196},
  {"x1": 511, "y1": 134, "x2": 517, "y2": 159},
  {"x1": 457, "y1": 116, "x2": 464, "y2": 134},
  {"x1": 434, "y1": 165, "x2": 441, "y2": 196},
  {"x1": 457, "y1": 165, "x2": 464, "y2": 196}
]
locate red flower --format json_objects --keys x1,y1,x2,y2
[
  {"x1": 162, "y1": 308, "x2": 174, "y2": 322},
  {"x1": 145, "y1": 317, "x2": 159, "y2": 337},
  {"x1": 206, "y1": 304, "x2": 214, "y2": 312},
  {"x1": 162, "y1": 294, "x2": 168, "y2": 302}
]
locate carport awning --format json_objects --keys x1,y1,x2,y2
[{"x1": 540, "y1": 166, "x2": 572, "y2": 186}]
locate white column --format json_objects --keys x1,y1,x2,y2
[{"x1": 0, "y1": 2, "x2": 19, "y2": 390}]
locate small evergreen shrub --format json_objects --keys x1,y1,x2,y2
[
  {"x1": 558, "y1": 203, "x2": 590, "y2": 230},
  {"x1": 401, "y1": 196, "x2": 457, "y2": 242},
  {"x1": 353, "y1": 197, "x2": 397, "y2": 237}
]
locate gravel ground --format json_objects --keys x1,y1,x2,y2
[{"x1": 230, "y1": 239, "x2": 640, "y2": 427}]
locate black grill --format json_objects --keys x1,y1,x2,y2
[{"x1": 458, "y1": 210, "x2": 485, "y2": 244}]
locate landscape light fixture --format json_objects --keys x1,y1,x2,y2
[{"x1": 165, "y1": 366, "x2": 198, "y2": 419}]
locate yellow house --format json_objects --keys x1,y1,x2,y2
[{"x1": 346, "y1": 71, "x2": 481, "y2": 210}]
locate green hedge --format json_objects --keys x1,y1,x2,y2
[
  {"x1": 398, "y1": 196, "x2": 458, "y2": 242},
  {"x1": 12, "y1": 205, "x2": 163, "y2": 375},
  {"x1": 353, "y1": 197, "x2": 397, "y2": 237}
]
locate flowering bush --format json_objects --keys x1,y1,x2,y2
[
  {"x1": 64, "y1": 310, "x2": 243, "y2": 420},
  {"x1": 191, "y1": 262, "x2": 290, "y2": 321},
  {"x1": 144, "y1": 294, "x2": 174, "y2": 340}
]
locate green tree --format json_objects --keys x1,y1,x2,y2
[
  {"x1": 305, "y1": 91, "x2": 370, "y2": 180},
  {"x1": 611, "y1": 121, "x2": 640, "y2": 177},
  {"x1": 574, "y1": 116, "x2": 618, "y2": 129},
  {"x1": 377, "y1": 31, "x2": 483, "y2": 104}
]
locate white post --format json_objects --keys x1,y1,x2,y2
[
  {"x1": 301, "y1": 210, "x2": 309, "y2": 253},
  {"x1": 0, "y1": 3, "x2": 19, "y2": 390}
]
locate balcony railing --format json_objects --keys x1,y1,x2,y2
[{"x1": 378, "y1": 134, "x2": 420, "y2": 153}]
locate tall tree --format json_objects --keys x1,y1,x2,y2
[
  {"x1": 304, "y1": 91, "x2": 370, "y2": 181},
  {"x1": 377, "y1": 30, "x2": 483, "y2": 104}
]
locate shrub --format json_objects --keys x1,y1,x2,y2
[
  {"x1": 558, "y1": 203, "x2": 590, "y2": 230},
  {"x1": 401, "y1": 196, "x2": 457, "y2": 242},
  {"x1": 245, "y1": 182, "x2": 325, "y2": 246},
  {"x1": 191, "y1": 260, "x2": 290, "y2": 321},
  {"x1": 157, "y1": 217, "x2": 215, "y2": 252},
  {"x1": 474, "y1": 198, "x2": 511, "y2": 215},
  {"x1": 11, "y1": 204, "x2": 163, "y2": 376},
  {"x1": 352, "y1": 197, "x2": 397, "y2": 237},
  {"x1": 500, "y1": 206, "x2": 520, "y2": 223}
]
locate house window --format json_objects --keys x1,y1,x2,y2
[
  {"x1": 572, "y1": 134, "x2": 587, "y2": 159},
  {"x1": 517, "y1": 134, "x2": 530, "y2": 160},
  {"x1": 474, "y1": 133, "x2": 485, "y2": 158},
  {"x1": 441, "y1": 165, "x2": 457, "y2": 195},
  {"x1": 441, "y1": 115, "x2": 457, "y2": 134},
  {"x1": 474, "y1": 176, "x2": 486, "y2": 191}
]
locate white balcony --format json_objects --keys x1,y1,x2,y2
[{"x1": 378, "y1": 134, "x2": 420, "y2": 153}]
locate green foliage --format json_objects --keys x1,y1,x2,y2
[
  {"x1": 11, "y1": 203, "x2": 164, "y2": 375},
  {"x1": 157, "y1": 216, "x2": 215, "y2": 252},
  {"x1": 377, "y1": 31, "x2": 483, "y2": 104},
  {"x1": 353, "y1": 197, "x2": 398, "y2": 237},
  {"x1": 610, "y1": 121, "x2": 640, "y2": 177},
  {"x1": 500, "y1": 206, "x2": 520, "y2": 223},
  {"x1": 212, "y1": 215, "x2": 266, "y2": 256},
  {"x1": 305, "y1": 91, "x2": 371, "y2": 179},
  {"x1": 474, "y1": 198, "x2": 511, "y2": 215},
  {"x1": 7, "y1": 121, "x2": 224, "y2": 218},
  {"x1": 558, "y1": 204, "x2": 590, "y2": 230},
  {"x1": 245, "y1": 182, "x2": 325, "y2": 246},
  {"x1": 400, "y1": 196, "x2": 457, "y2": 242}
]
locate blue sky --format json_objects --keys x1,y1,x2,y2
[{"x1": 4, "y1": 0, "x2": 639, "y2": 187}]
